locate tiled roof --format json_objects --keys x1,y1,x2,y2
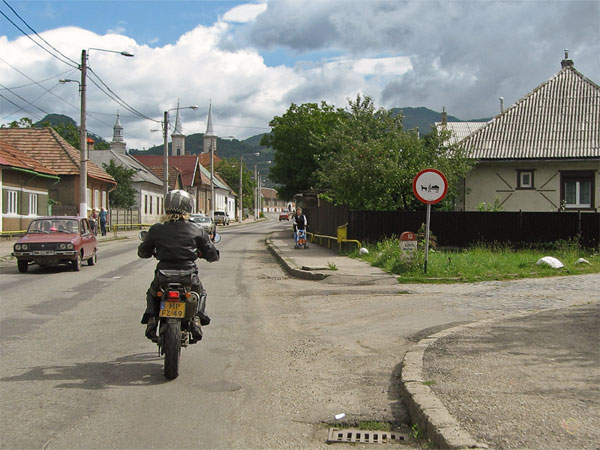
[
  {"x1": 0, "y1": 128, "x2": 115, "y2": 183},
  {"x1": 197, "y1": 152, "x2": 222, "y2": 168},
  {"x1": 0, "y1": 139, "x2": 58, "y2": 176},
  {"x1": 133, "y1": 154, "x2": 203, "y2": 187},
  {"x1": 460, "y1": 65, "x2": 600, "y2": 160},
  {"x1": 88, "y1": 150, "x2": 163, "y2": 186},
  {"x1": 137, "y1": 164, "x2": 182, "y2": 189},
  {"x1": 435, "y1": 122, "x2": 488, "y2": 145},
  {"x1": 261, "y1": 187, "x2": 278, "y2": 199}
]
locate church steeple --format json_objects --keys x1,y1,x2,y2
[
  {"x1": 171, "y1": 100, "x2": 186, "y2": 156},
  {"x1": 110, "y1": 111, "x2": 127, "y2": 154},
  {"x1": 203, "y1": 101, "x2": 217, "y2": 154}
]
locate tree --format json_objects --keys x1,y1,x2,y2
[
  {"x1": 318, "y1": 95, "x2": 472, "y2": 210},
  {"x1": 261, "y1": 101, "x2": 345, "y2": 200},
  {"x1": 1, "y1": 117, "x2": 33, "y2": 128},
  {"x1": 215, "y1": 158, "x2": 256, "y2": 211},
  {"x1": 102, "y1": 160, "x2": 136, "y2": 208}
]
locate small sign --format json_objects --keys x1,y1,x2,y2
[
  {"x1": 412, "y1": 169, "x2": 448, "y2": 204},
  {"x1": 399, "y1": 231, "x2": 417, "y2": 253}
]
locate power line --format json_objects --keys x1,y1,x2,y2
[
  {"x1": 0, "y1": 81, "x2": 50, "y2": 116},
  {"x1": 0, "y1": 7, "x2": 77, "y2": 69},
  {"x1": 0, "y1": 93, "x2": 44, "y2": 122},
  {"x1": 0, "y1": 68, "x2": 74, "y2": 91},
  {"x1": 87, "y1": 68, "x2": 160, "y2": 123},
  {"x1": 2, "y1": 0, "x2": 79, "y2": 67}
]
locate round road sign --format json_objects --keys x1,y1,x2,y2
[{"x1": 412, "y1": 169, "x2": 448, "y2": 204}]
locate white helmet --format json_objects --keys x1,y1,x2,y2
[{"x1": 164, "y1": 190, "x2": 193, "y2": 214}]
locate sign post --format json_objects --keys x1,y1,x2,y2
[{"x1": 412, "y1": 169, "x2": 448, "y2": 273}]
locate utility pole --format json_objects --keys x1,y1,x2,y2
[
  {"x1": 254, "y1": 164, "x2": 258, "y2": 219},
  {"x1": 210, "y1": 139, "x2": 215, "y2": 220},
  {"x1": 79, "y1": 49, "x2": 87, "y2": 218},
  {"x1": 163, "y1": 111, "x2": 169, "y2": 197}
]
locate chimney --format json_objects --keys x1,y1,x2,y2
[
  {"x1": 499, "y1": 97, "x2": 505, "y2": 113},
  {"x1": 561, "y1": 49, "x2": 574, "y2": 69},
  {"x1": 87, "y1": 137, "x2": 95, "y2": 151},
  {"x1": 441, "y1": 106, "x2": 447, "y2": 126}
]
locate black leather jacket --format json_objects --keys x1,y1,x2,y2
[{"x1": 138, "y1": 219, "x2": 219, "y2": 269}]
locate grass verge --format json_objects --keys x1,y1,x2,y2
[{"x1": 351, "y1": 239, "x2": 599, "y2": 283}]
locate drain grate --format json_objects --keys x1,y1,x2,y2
[{"x1": 327, "y1": 428, "x2": 407, "y2": 444}]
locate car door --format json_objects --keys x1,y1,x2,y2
[{"x1": 79, "y1": 219, "x2": 94, "y2": 258}]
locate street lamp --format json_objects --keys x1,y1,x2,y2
[
  {"x1": 239, "y1": 152, "x2": 259, "y2": 222},
  {"x1": 254, "y1": 161, "x2": 271, "y2": 219},
  {"x1": 162, "y1": 105, "x2": 198, "y2": 197},
  {"x1": 78, "y1": 47, "x2": 134, "y2": 217}
]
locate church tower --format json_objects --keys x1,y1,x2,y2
[
  {"x1": 110, "y1": 112, "x2": 127, "y2": 154},
  {"x1": 171, "y1": 101, "x2": 186, "y2": 156},
  {"x1": 203, "y1": 102, "x2": 217, "y2": 155}
]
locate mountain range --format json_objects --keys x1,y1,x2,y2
[{"x1": 34, "y1": 107, "x2": 491, "y2": 161}]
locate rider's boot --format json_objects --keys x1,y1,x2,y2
[
  {"x1": 145, "y1": 316, "x2": 158, "y2": 342},
  {"x1": 189, "y1": 317, "x2": 203, "y2": 344}
]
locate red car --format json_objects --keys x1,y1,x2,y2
[
  {"x1": 12, "y1": 216, "x2": 97, "y2": 272},
  {"x1": 279, "y1": 212, "x2": 290, "y2": 221}
]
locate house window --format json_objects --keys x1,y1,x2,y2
[
  {"x1": 150, "y1": 196, "x2": 153, "y2": 215},
  {"x1": 94, "y1": 190, "x2": 100, "y2": 210},
  {"x1": 102, "y1": 191, "x2": 107, "y2": 209},
  {"x1": 517, "y1": 170, "x2": 534, "y2": 189},
  {"x1": 144, "y1": 195, "x2": 148, "y2": 214},
  {"x1": 561, "y1": 171, "x2": 594, "y2": 209},
  {"x1": 86, "y1": 188, "x2": 91, "y2": 206},
  {"x1": 7, "y1": 190, "x2": 18, "y2": 214},
  {"x1": 28, "y1": 193, "x2": 38, "y2": 216}
]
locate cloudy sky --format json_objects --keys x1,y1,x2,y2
[{"x1": 1, "y1": 0, "x2": 598, "y2": 150}]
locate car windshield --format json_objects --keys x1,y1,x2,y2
[
  {"x1": 28, "y1": 219, "x2": 79, "y2": 234},
  {"x1": 190, "y1": 216, "x2": 211, "y2": 224}
]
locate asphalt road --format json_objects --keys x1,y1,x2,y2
[
  {"x1": 1, "y1": 219, "x2": 326, "y2": 449},
  {"x1": 2, "y1": 216, "x2": 597, "y2": 449}
]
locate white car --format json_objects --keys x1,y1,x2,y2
[{"x1": 213, "y1": 211, "x2": 230, "y2": 226}]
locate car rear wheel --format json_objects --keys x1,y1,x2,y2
[
  {"x1": 17, "y1": 260, "x2": 28, "y2": 273},
  {"x1": 72, "y1": 253, "x2": 82, "y2": 271}
]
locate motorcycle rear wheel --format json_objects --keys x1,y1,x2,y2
[{"x1": 163, "y1": 320, "x2": 182, "y2": 379}]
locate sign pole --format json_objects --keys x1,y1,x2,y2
[
  {"x1": 424, "y1": 203, "x2": 431, "y2": 273},
  {"x1": 412, "y1": 168, "x2": 448, "y2": 276}
]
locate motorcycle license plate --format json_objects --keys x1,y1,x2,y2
[{"x1": 159, "y1": 301, "x2": 185, "y2": 318}]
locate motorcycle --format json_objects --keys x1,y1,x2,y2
[{"x1": 138, "y1": 230, "x2": 221, "y2": 379}]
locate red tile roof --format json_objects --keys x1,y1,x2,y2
[
  {"x1": 134, "y1": 163, "x2": 183, "y2": 189},
  {"x1": 0, "y1": 128, "x2": 115, "y2": 183},
  {"x1": 0, "y1": 139, "x2": 58, "y2": 176},
  {"x1": 133, "y1": 155, "x2": 210, "y2": 187}
]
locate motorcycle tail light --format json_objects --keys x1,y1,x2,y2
[
  {"x1": 167, "y1": 291, "x2": 180, "y2": 300},
  {"x1": 156, "y1": 291, "x2": 163, "y2": 297},
  {"x1": 185, "y1": 292, "x2": 191, "y2": 298}
]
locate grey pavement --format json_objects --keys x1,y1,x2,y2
[{"x1": 266, "y1": 228, "x2": 600, "y2": 449}]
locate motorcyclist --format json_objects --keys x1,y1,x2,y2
[{"x1": 138, "y1": 190, "x2": 219, "y2": 343}]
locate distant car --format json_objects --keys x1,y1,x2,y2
[
  {"x1": 279, "y1": 212, "x2": 289, "y2": 221},
  {"x1": 213, "y1": 211, "x2": 230, "y2": 226},
  {"x1": 12, "y1": 216, "x2": 97, "y2": 272},
  {"x1": 189, "y1": 214, "x2": 216, "y2": 235}
]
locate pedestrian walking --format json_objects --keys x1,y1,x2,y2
[
  {"x1": 90, "y1": 209, "x2": 98, "y2": 235},
  {"x1": 99, "y1": 207, "x2": 108, "y2": 236}
]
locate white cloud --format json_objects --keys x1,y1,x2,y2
[
  {"x1": 107, "y1": 21, "x2": 127, "y2": 35},
  {"x1": 222, "y1": 3, "x2": 268, "y2": 23}
]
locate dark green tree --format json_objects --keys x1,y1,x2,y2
[
  {"x1": 261, "y1": 101, "x2": 345, "y2": 200},
  {"x1": 215, "y1": 158, "x2": 256, "y2": 211},
  {"x1": 102, "y1": 160, "x2": 136, "y2": 208},
  {"x1": 318, "y1": 95, "x2": 472, "y2": 210},
  {"x1": 1, "y1": 117, "x2": 33, "y2": 128}
]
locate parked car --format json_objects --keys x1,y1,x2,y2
[
  {"x1": 189, "y1": 214, "x2": 216, "y2": 235},
  {"x1": 213, "y1": 211, "x2": 230, "y2": 226},
  {"x1": 12, "y1": 216, "x2": 97, "y2": 272},
  {"x1": 279, "y1": 212, "x2": 289, "y2": 221}
]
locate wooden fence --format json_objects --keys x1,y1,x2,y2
[{"x1": 304, "y1": 203, "x2": 600, "y2": 249}]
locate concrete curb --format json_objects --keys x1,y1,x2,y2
[
  {"x1": 400, "y1": 309, "x2": 560, "y2": 450},
  {"x1": 265, "y1": 234, "x2": 328, "y2": 281}
]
